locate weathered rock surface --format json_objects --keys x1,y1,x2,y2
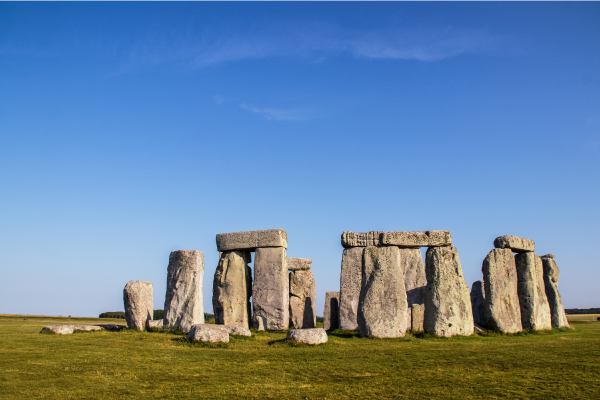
[
  {"x1": 515, "y1": 252, "x2": 552, "y2": 330},
  {"x1": 216, "y1": 229, "x2": 287, "y2": 251},
  {"x1": 411, "y1": 303, "x2": 424, "y2": 331},
  {"x1": 494, "y1": 236, "x2": 535, "y2": 253},
  {"x1": 402, "y1": 248, "x2": 427, "y2": 307},
  {"x1": 187, "y1": 324, "x2": 229, "y2": 343},
  {"x1": 164, "y1": 250, "x2": 204, "y2": 333},
  {"x1": 470, "y1": 280, "x2": 487, "y2": 328},
  {"x1": 541, "y1": 255, "x2": 569, "y2": 328},
  {"x1": 424, "y1": 246, "x2": 474, "y2": 337},
  {"x1": 287, "y1": 328, "x2": 328, "y2": 344},
  {"x1": 482, "y1": 249, "x2": 522, "y2": 333},
  {"x1": 220, "y1": 325, "x2": 252, "y2": 336},
  {"x1": 339, "y1": 247, "x2": 364, "y2": 330},
  {"x1": 147, "y1": 320, "x2": 164, "y2": 328},
  {"x1": 382, "y1": 231, "x2": 452, "y2": 248},
  {"x1": 289, "y1": 270, "x2": 317, "y2": 329},
  {"x1": 95, "y1": 324, "x2": 125, "y2": 331},
  {"x1": 123, "y1": 280, "x2": 153, "y2": 331},
  {"x1": 323, "y1": 291, "x2": 340, "y2": 330},
  {"x1": 213, "y1": 251, "x2": 251, "y2": 329},
  {"x1": 73, "y1": 325, "x2": 103, "y2": 332},
  {"x1": 286, "y1": 257, "x2": 312, "y2": 270},
  {"x1": 358, "y1": 246, "x2": 408, "y2": 338},
  {"x1": 341, "y1": 231, "x2": 383, "y2": 248},
  {"x1": 40, "y1": 325, "x2": 74, "y2": 334},
  {"x1": 252, "y1": 247, "x2": 289, "y2": 330}
]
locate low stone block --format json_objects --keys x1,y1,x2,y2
[
  {"x1": 515, "y1": 252, "x2": 552, "y2": 330},
  {"x1": 253, "y1": 247, "x2": 289, "y2": 330},
  {"x1": 323, "y1": 291, "x2": 340, "y2": 330},
  {"x1": 187, "y1": 324, "x2": 229, "y2": 343},
  {"x1": 287, "y1": 257, "x2": 312, "y2": 270},
  {"x1": 541, "y1": 255, "x2": 569, "y2": 329},
  {"x1": 123, "y1": 280, "x2": 153, "y2": 331},
  {"x1": 470, "y1": 281, "x2": 487, "y2": 328},
  {"x1": 339, "y1": 247, "x2": 364, "y2": 330},
  {"x1": 411, "y1": 303, "x2": 424, "y2": 331},
  {"x1": 216, "y1": 229, "x2": 287, "y2": 252},
  {"x1": 287, "y1": 328, "x2": 328, "y2": 344},
  {"x1": 95, "y1": 324, "x2": 125, "y2": 331},
  {"x1": 73, "y1": 325, "x2": 103, "y2": 332},
  {"x1": 341, "y1": 231, "x2": 383, "y2": 248},
  {"x1": 40, "y1": 325, "x2": 74, "y2": 335},
  {"x1": 213, "y1": 251, "x2": 251, "y2": 329},
  {"x1": 221, "y1": 325, "x2": 252, "y2": 336},
  {"x1": 494, "y1": 235, "x2": 535, "y2": 253},
  {"x1": 381, "y1": 231, "x2": 452, "y2": 248},
  {"x1": 147, "y1": 320, "x2": 163, "y2": 329}
]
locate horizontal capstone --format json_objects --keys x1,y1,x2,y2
[{"x1": 216, "y1": 229, "x2": 287, "y2": 251}]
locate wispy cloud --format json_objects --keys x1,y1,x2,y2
[{"x1": 240, "y1": 103, "x2": 310, "y2": 121}]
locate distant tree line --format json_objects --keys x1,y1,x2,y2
[
  {"x1": 564, "y1": 308, "x2": 600, "y2": 315},
  {"x1": 99, "y1": 310, "x2": 216, "y2": 320}
]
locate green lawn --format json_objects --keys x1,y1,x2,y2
[{"x1": 1, "y1": 315, "x2": 599, "y2": 399}]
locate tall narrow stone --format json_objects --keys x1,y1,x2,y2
[
  {"x1": 163, "y1": 250, "x2": 204, "y2": 332},
  {"x1": 411, "y1": 303, "x2": 424, "y2": 331},
  {"x1": 253, "y1": 247, "x2": 288, "y2": 330},
  {"x1": 515, "y1": 252, "x2": 552, "y2": 330},
  {"x1": 482, "y1": 249, "x2": 522, "y2": 333},
  {"x1": 424, "y1": 246, "x2": 474, "y2": 337},
  {"x1": 541, "y1": 255, "x2": 569, "y2": 329},
  {"x1": 289, "y1": 270, "x2": 317, "y2": 329},
  {"x1": 339, "y1": 247, "x2": 364, "y2": 330},
  {"x1": 213, "y1": 251, "x2": 251, "y2": 329},
  {"x1": 323, "y1": 291, "x2": 340, "y2": 330},
  {"x1": 123, "y1": 280, "x2": 153, "y2": 331},
  {"x1": 402, "y1": 248, "x2": 427, "y2": 307},
  {"x1": 470, "y1": 280, "x2": 487, "y2": 328},
  {"x1": 358, "y1": 246, "x2": 408, "y2": 338}
]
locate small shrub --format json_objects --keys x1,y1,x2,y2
[
  {"x1": 153, "y1": 310, "x2": 163, "y2": 320},
  {"x1": 99, "y1": 312, "x2": 125, "y2": 319}
]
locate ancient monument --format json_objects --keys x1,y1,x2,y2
[
  {"x1": 515, "y1": 249, "x2": 552, "y2": 330},
  {"x1": 123, "y1": 280, "x2": 153, "y2": 330},
  {"x1": 213, "y1": 250, "x2": 252, "y2": 329},
  {"x1": 288, "y1": 258, "x2": 316, "y2": 329},
  {"x1": 541, "y1": 254, "x2": 569, "y2": 329},
  {"x1": 323, "y1": 291, "x2": 340, "y2": 330},
  {"x1": 470, "y1": 280, "x2": 487, "y2": 328}
]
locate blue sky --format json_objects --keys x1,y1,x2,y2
[{"x1": 1, "y1": 2, "x2": 599, "y2": 317}]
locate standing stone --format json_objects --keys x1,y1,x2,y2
[
  {"x1": 515, "y1": 252, "x2": 552, "y2": 330},
  {"x1": 541, "y1": 255, "x2": 569, "y2": 328},
  {"x1": 289, "y1": 270, "x2": 317, "y2": 329},
  {"x1": 323, "y1": 291, "x2": 340, "y2": 330},
  {"x1": 402, "y1": 248, "x2": 427, "y2": 307},
  {"x1": 164, "y1": 250, "x2": 204, "y2": 333},
  {"x1": 216, "y1": 229, "x2": 287, "y2": 252},
  {"x1": 411, "y1": 303, "x2": 424, "y2": 331},
  {"x1": 339, "y1": 247, "x2": 364, "y2": 330},
  {"x1": 213, "y1": 251, "x2": 251, "y2": 329},
  {"x1": 253, "y1": 247, "x2": 289, "y2": 330},
  {"x1": 494, "y1": 235, "x2": 535, "y2": 253},
  {"x1": 424, "y1": 246, "x2": 474, "y2": 337},
  {"x1": 123, "y1": 280, "x2": 153, "y2": 331},
  {"x1": 358, "y1": 246, "x2": 408, "y2": 338},
  {"x1": 470, "y1": 280, "x2": 487, "y2": 328},
  {"x1": 482, "y1": 249, "x2": 522, "y2": 333}
]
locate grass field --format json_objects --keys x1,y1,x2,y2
[
  {"x1": 567, "y1": 314, "x2": 600, "y2": 322},
  {"x1": 1, "y1": 315, "x2": 599, "y2": 399}
]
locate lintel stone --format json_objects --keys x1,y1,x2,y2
[{"x1": 216, "y1": 229, "x2": 287, "y2": 252}]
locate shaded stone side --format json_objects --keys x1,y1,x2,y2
[
  {"x1": 411, "y1": 303, "x2": 424, "y2": 331},
  {"x1": 482, "y1": 248, "x2": 522, "y2": 333},
  {"x1": 339, "y1": 247, "x2": 364, "y2": 330},
  {"x1": 252, "y1": 247, "x2": 289, "y2": 330},
  {"x1": 494, "y1": 235, "x2": 535, "y2": 253},
  {"x1": 424, "y1": 246, "x2": 474, "y2": 337},
  {"x1": 470, "y1": 280, "x2": 487, "y2": 328},
  {"x1": 402, "y1": 248, "x2": 427, "y2": 307},
  {"x1": 341, "y1": 231, "x2": 383, "y2": 248},
  {"x1": 289, "y1": 270, "x2": 317, "y2": 329},
  {"x1": 324, "y1": 291, "x2": 340, "y2": 330},
  {"x1": 216, "y1": 229, "x2": 288, "y2": 252},
  {"x1": 515, "y1": 252, "x2": 552, "y2": 330},
  {"x1": 213, "y1": 251, "x2": 251, "y2": 329},
  {"x1": 124, "y1": 280, "x2": 153, "y2": 331},
  {"x1": 381, "y1": 231, "x2": 452, "y2": 248},
  {"x1": 541, "y1": 255, "x2": 569, "y2": 328}
]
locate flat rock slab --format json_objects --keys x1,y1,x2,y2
[
  {"x1": 339, "y1": 247, "x2": 364, "y2": 330},
  {"x1": 541, "y1": 255, "x2": 569, "y2": 329},
  {"x1": 515, "y1": 252, "x2": 552, "y2": 330},
  {"x1": 381, "y1": 231, "x2": 452, "y2": 248},
  {"x1": 216, "y1": 229, "x2": 287, "y2": 252},
  {"x1": 494, "y1": 236, "x2": 535, "y2": 253},
  {"x1": 289, "y1": 270, "x2": 317, "y2": 329},
  {"x1": 470, "y1": 281, "x2": 487, "y2": 328},
  {"x1": 73, "y1": 325, "x2": 103, "y2": 332},
  {"x1": 40, "y1": 325, "x2": 75, "y2": 334},
  {"x1": 187, "y1": 324, "x2": 229, "y2": 343},
  {"x1": 252, "y1": 247, "x2": 289, "y2": 330},
  {"x1": 213, "y1": 251, "x2": 251, "y2": 329},
  {"x1": 123, "y1": 280, "x2": 153, "y2": 331},
  {"x1": 95, "y1": 324, "x2": 126, "y2": 331},
  {"x1": 287, "y1": 328, "x2": 328, "y2": 344},
  {"x1": 287, "y1": 257, "x2": 312, "y2": 270},
  {"x1": 220, "y1": 325, "x2": 252, "y2": 336},
  {"x1": 323, "y1": 291, "x2": 340, "y2": 330},
  {"x1": 341, "y1": 231, "x2": 384, "y2": 248},
  {"x1": 147, "y1": 320, "x2": 164, "y2": 328}
]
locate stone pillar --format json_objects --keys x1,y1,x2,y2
[
  {"x1": 424, "y1": 246, "x2": 474, "y2": 337},
  {"x1": 515, "y1": 252, "x2": 552, "y2": 330},
  {"x1": 289, "y1": 270, "x2": 316, "y2": 329},
  {"x1": 541, "y1": 254, "x2": 569, "y2": 329},
  {"x1": 411, "y1": 303, "x2": 424, "y2": 331},
  {"x1": 124, "y1": 280, "x2": 153, "y2": 331},
  {"x1": 213, "y1": 251, "x2": 251, "y2": 329},
  {"x1": 482, "y1": 249, "x2": 522, "y2": 333},
  {"x1": 253, "y1": 247, "x2": 288, "y2": 330},
  {"x1": 164, "y1": 250, "x2": 205, "y2": 332},
  {"x1": 323, "y1": 291, "x2": 340, "y2": 330},
  {"x1": 339, "y1": 247, "x2": 364, "y2": 330},
  {"x1": 470, "y1": 280, "x2": 487, "y2": 328}
]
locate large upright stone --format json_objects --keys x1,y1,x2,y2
[
  {"x1": 358, "y1": 246, "x2": 408, "y2": 338},
  {"x1": 482, "y1": 248, "x2": 522, "y2": 333},
  {"x1": 341, "y1": 231, "x2": 383, "y2": 248},
  {"x1": 515, "y1": 252, "x2": 552, "y2": 330},
  {"x1": 163, "y1": 250, "x2": 204, "y2": 333},
  {"x1": 411, "y1": 303, "x2": 424, "y2": 331},
  {"x1": 470, "y1": 280, "x2": 487, "y2": 328},
  {"x1": 289, "y1": 270, "x2": 316, "y2": 329},
  {"x1": 123, "y1": 280, "x2": 153, "y2": 331},
  {"x1": 287, "y1": 257, "x2": 312, "y2": 271},
  {"x1": 216, "y1": 229, "x2": 287, "y2": 252},
  {"x1": 494, "y1": 235, "x2": 535, "y2": 253},
  {"x1": 541, "y1": 255, "x2": 569, "y2": 329},
  {"x1": 424, "y1": 246, "x2": 474, "y2": 337},
  {"x1": 381, "y1": 231, "x2": 452, "y2": 248},
  {"x1": 323, "y1": 291, "x2": 340, "y2": 330},
  {"x1": 213, "y1": 251, "x2": 251, "y2": 329},
  {"x1": 402, "y1": 248, "x2": 427, "y2": 307},
  {"x1": 339, "y1": 247, "x2": 364, "y2": 330},
  {"x1": 253, "y1": 247, "x2": 289, "y2": 330}
]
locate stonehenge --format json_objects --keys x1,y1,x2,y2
[
  {"x1": 123, "y1": 280, "x2": 154, "y2": 331},
  {"x1": 187, "y1": 324, "x2": 229, "y2": 343},
  {"x1": 253, "y1": 247, "x2": 289, "y2": 330},
  {"x1": 494, "y1": 235, "x2": 535, "y2": 253},
  {"x1": 411, "y1": 304, "x2": 424, "y2": 331},
  {"x1": 216, "y1": 229, "x2": 287, "y2": 252},
  {"x1": 339, "y1": 247, "x2": 364, "y2": 330},
  {"x1": 541, "y1": 254, "x2": 569, "y2": 329},
  {"x1": 289, "y1": 267, "x2": 316, "y2": 329},
  {"x1": 287, "y1": 328, "x2": 328, "y2": 344},
  {"x1": 470, "y1": 280, "x2": 487, "y2": 328},
  {"x1": 323, "y1": 291, "x2": 340, "y2": 330},
  {"x1": 213, "y1": 250, "x2": 251, "y2": 329},
  {"x1": 515, "y1": 251, "x2": 552, "y2": 330}
]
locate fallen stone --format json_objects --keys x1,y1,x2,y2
[
  {"x1": 339, "y1": 247, "x2": 364, "y2": 330},
  {"x1": 494, "y1": 235, "x2": 535, "y2": 253},
  {"x1": 147, "y1": 320, "x2": 163, "y2": 329},
  {"x1": 213, "y1": 251, "x2": 251, "y2": 329},
  {"x1": 287, "y1": 257, "x2": 312, "y2": 271},
  {"x1": 252, "y1": 247, "x2": 289, "y2": 330},
  {"x1": 289, "y1": 270, "x2": 317, "y2": 329},
  {"x1": 40, "y1": 325, "x2": 74, "y2": 335},
  {"x1": 474, "y1": 324, "x2": 487, "y2": 332},
  {"x1": 216, "y1": 229, "x2": 287, "y2": 252},
  {"x1": 341, "y1": 231, "x2": 383, "y2": 248},
  {"x1": 287, "y1": 328, "x2": 328, "y2": 344},
  {"x1": 381, "y1": 231, "x2": 452, "y2": 248},
  {"x1": 164, "y1": 250, "x2": 205, "y2": 333},
  {"x1": 402, "y1": 248, "x2": 427, "y2": 307},
  {"x1": 482, "y1": 249, "x2": 522, "y2": 333},
  {"x1": 515, "y1": 252, "x2": 552, "y2": 330},
  {"x1": 323, "y1": 291, "x2": 340, "y2": 330},
  {"x1": 411, "y1": 303, "x2": 424, "y2": 331},
  {"x1": 95, "y1": 324, "x2": 125, "y2": 331},
  {"x1": 123, "y1": 280, "x2": 153, "y2": 331},
  {"x1": 424, "y1": 246, "x2": 474, "y2": 337},
  {"x1": 73, "y1": 325, "x2": 103, "y2": 332},
  {"x1": 470, "y1": 280, "x2": 487, "y2": 328},
  {"x1": 358, "y1": 246, "x2": 408, "y2": 338},
  {"x1": 541, "y1": 255, "x2": 569, "y2": 329},
  {"x1": 187, "y1": 324, "x2": 229, "y2": 343},
  {"x1": 220, "y1": 325, "x2": 252, "y2": 336}
]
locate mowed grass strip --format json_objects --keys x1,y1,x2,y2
[
  {"x1": 1, "y1": 315, "x2": 599, "y2": 399},
  {"x1": 567, "y1": 314, "x2": 600, "y2": 322}
]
